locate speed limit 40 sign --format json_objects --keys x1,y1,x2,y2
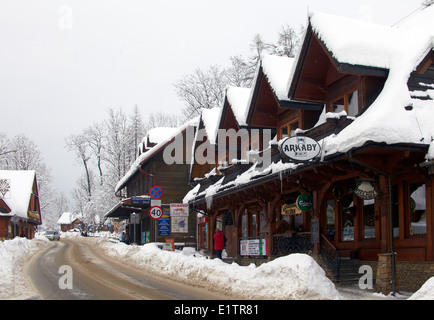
[{"x1": 149, "y1": 206, "x2": 163, "y2": 220}]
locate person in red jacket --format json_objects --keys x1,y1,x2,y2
[{"x1": 213, "y1": 229, "x2": 226, "y2": 260}]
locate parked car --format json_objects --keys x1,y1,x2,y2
[{"x1": 44, "y1": 230, "x2": 60, "y2": 241}]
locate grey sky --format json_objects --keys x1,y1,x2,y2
[{"x1": 0, "y1": 0, "x2": 423, "y2": 197}]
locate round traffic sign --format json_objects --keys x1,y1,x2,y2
[
  {"x1": 149, "y1": 185, "x2": 163, "y2": 200},
  {"x1": 149, "y1": 206, "x2": 163, "y2": 220}
]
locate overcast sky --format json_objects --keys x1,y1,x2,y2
[{"x1": 0, "y1": 0, "x2": 424, "y2": 198}]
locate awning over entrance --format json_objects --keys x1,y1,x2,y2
[{"x1": 105, "y1": 195, "x2": 151, "y2": 219}]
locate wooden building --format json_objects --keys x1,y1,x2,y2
[
  {"x1": 0, "y1": 170, "x2": 42, "y2": 240},
  {"x1": 57, "y1": 212, "x2": 84, "y2": 232},
  {"x1": 185, "y1": 8, "x2": 434, "y2": 293},
  {"x1": 106, "y1": 119, "x2": 198, "y2": 246}
]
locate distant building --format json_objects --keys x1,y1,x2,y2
[
  {"x1": 0, "y1": 170, "x2": 42, "y2": 240},
  {"x1": 57, "y1": 212, "x2": 84, "y2": 232},
  {"x1": 106, "y1": 119, "x2": 199, "y2": 246}
]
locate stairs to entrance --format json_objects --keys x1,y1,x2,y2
[{"x1": 336, "y1": 258, "x2": 362, "y2": 286}]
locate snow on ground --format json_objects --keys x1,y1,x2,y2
[
  {"x1": 0, "y1": 235, "x2": 50, "y2": 299},
  {"x1": 96, "y1": 237, "x2": 342, "y2": 300},
  {"x1": 1, "y1": 234, "x2": 433, "y2": 300},
  {"x1": 408, "y1": 276, "x2": 434, "y2": 300}
]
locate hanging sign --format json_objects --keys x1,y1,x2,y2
[
  {"x1": 279, "y1": 136, "x2": 321, "y2": 162},
  {"x1": 296, "y1": 194, "x2": 313, "y2": 212},
  {"x1": 353, "y1": 180, "x2": 378, "y2": 200},
  {"x1": 281, "y1": 203, "x2": 302, "y2": 215}
]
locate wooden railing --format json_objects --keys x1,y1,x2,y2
[
  {"x1": 320, "y1": 234, "x2": 341, "y2": 281},
  {"x1": 272, "y1": 232, "x2": 313, "y2": 256}
]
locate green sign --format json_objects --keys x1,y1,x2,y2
[{"x1": 296, "y1": 194, "x2": 313, "y2": 212}]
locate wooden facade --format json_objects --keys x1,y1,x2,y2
[
  {"x1": 0, "y1": 170, "x2": 42, "y2": 240},
  {"x1": 186, "y1": 13, "x2": 434, "y2": 292},
  {"x1": 108, "y1": 123, "x2": 197, "y2": 246}
]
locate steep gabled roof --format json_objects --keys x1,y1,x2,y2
[
  {"x1": 115, "y1": 117, "x2": 199, "y2": 192},
  {"x1": 297, "y1": 7, "x2": 434, "y2": 157},
  {"x1": 0, "y1": 170, "x2": 37, "y2": 219}
]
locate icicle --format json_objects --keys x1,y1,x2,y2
[{"x1": 205, "y1": 194, "x2": 213, "y2": 210}]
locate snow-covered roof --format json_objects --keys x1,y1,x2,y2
[
  {"x1": 0, "y1": 170, "x2": 36, "y2": 219},
  {"x1": 261, "y1": 54, "x2": 295, "y2": 101},
  {"x1": 309, "y1": 8, "x2": 433, "y2": 70},
  {"x1": 57, "y1": 212, "x2": 73, "y2": 225},
  {"x1": 185, "y1": 7, "x2": 434, "y2": 206},
  {"x1": 116, "y1": 117, "x2": 199, "y2": 192},
  {"x1": 200, "y1": 107, "x2": 222, "y2": 145},
  {"x1": 226, "y1": 86, "x2": 251, "y2": 127},
  {"x1": 144, "y1": 127, "x2": 180, "y2": 146},
  {"x1": 314, "y1": 7, "x2": 434, "y2": 157}
]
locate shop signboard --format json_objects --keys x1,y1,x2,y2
[
  {"x1": 354, "y1": 180, "x2": 378, "y2": 200},
  {"x1": 131, "y1": 196, "x2": 150, "y2": 206},
  {"x1": 130, "y1": 212, "x2": 140, "y2": 224},
  {"x1": 240, "y1": 238, "x2": 268, "y2": 256},
  {"x1": 279, "y1": 136, "x2": 321, "y2": 162},
  {"x1": 158, "y1": 205, "x2": 171, "y2": 236},
  {"x1": 281, "y1": 203, "x2": 302, "y2": 215},
  {"x1": 296, "y1": 194, "x2": 313, "y2": 212},
  {"x1": 163, "y1": 238, "x2": 175, "y2": 251},
  {"x1": 170, "y1": 203, "x2": 189, "y2": 233}
]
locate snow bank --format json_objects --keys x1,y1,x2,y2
[
  {"x1": 96, "y1": 239, "x2": 342, "y2": 300},
  {"x1": 408, "y1": 276, "x2": 434, "y2": 300},
  {"x1": 0, "y1": 236, "x2": 49, "y2": 299}
]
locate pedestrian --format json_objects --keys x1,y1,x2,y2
[{"x1": 213, "y1": 229, "x2": 226, "y2": 260}]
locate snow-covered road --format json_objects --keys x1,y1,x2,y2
[{"x1": 1, "y1": 234, "x2": 432, "y2": 300}]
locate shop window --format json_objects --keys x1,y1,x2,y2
[
  {"x1": 241, "y1": 213, "x2": 247, "y2": 238},
  {"x1": 250, "y1": 213, "x2": 257, "y2": 237},
  {"x1": 326, "y1": 200, "x2": 335, "y2": 241},
  {"x1": 409, "y1": 183, "x2": 426, "y2": 236},
  {"x1": 330, "y1": 90, "x2": 359, "y2": 117},
  {"x1": 363, "y1": 199, "x2": 375, "y2": 239},
  {"x1": 279, "y1": 120, "x2": 299, "y2": 140},
  {"x1": 341, "y1": 194, "x2": 355, "y2": 241}
]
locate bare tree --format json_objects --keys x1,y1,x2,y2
[
  {"x1": 225, "y1": 55, "x2": 256, "y2": 88},
  {"x1": 84, "y1": 123, "x2": 105, "y2": 186},
  {"x1": 130, "y1": 104, "x2": 146, "y2": 158},
  {"x1": 146, "y1": 112, "x2": 182, "y2": 130},
  {"x1": 174, "y1": 65, "x2": 227, "y2": 120},
  {"x1": 65, "y1": 133, "x2": 92, "y2": 200},
  {"x1": 273, "y1": 24, "x2": 299, "y2": 57}
]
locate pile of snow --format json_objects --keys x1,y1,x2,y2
[
  {"x1": 408, "y1": 276, "x2": 434, "y2": 300},
  {"x1": 0, "y1": 236, "x2": 50, "y2": 299},
  {"x1": 96, "y1": 239, "x2": 342, "y2": 300}
]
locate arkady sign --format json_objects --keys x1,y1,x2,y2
[{"x1": 279, "y1": 136, "x2": 321, "y2": 162}]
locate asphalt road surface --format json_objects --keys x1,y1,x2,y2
[{"x1": 25, "y1": 238, "x2": 231, "y2": 300}]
